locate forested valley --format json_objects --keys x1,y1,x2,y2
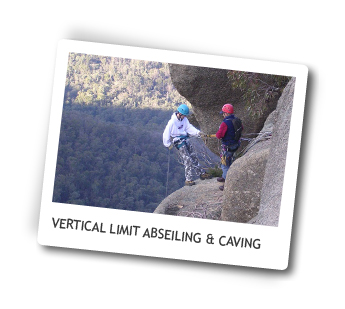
[
  {"x1": 53, "y1": 53, "x2": 191, "y2": 212},
  {"x1": 64, "y1": 52, "x2": 189, "y2": 109},
  {"x1": 53, "y1": 105, "x2": 187, "y2": 212}
]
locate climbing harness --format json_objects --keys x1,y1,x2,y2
[
  {"x1": 176, "y1": 135, "x2": 221, "y2": 170},
  {"x1": 173, "y1": 135, "x2": 189, "y2": 149}
]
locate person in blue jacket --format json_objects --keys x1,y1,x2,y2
[{"x1": 216, "y1": 103, "x2": 243, "y2": 191}]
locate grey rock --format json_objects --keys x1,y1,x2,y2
[
  {"x1": 249, "y1": 78, "x2": 296, "y2": 226},
  {"x1": 157, "y1": 67, "x2": 295, "y2": 227},
  {"x1": 168, "y1": 63, "x2": 279, "y2": 155},
  {"x1": 154, "y1": 178, "x2": 224, "y2": 220},
  {"x1": 261, "y1": 109, "x2": 277, "y2": 133},
  {"x1": 220, "y1": 139, "x2": 271, "y2": 223}
]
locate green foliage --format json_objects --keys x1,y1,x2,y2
[
  {"x1": 207, "y1": 166, "x2": 223, "y2": 177},
  {"x1": 53, "y1": 105, "x2": 185, "y2": 212},
  {"x1": 227, "y1": 70, "x2": 291, "y2": 117},
  {"x1": 64, "y1": 53, "x2": 189, "y2": 110}
]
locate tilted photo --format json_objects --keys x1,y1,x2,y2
[{"x1": 53, "y1": 52, "x2": 294, "y2": 227}]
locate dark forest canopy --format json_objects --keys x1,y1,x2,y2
[{"x1": 53, "y1": 105, "x2": 185, "y2": 212}]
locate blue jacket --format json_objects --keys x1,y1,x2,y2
[{"x1": 221, "y1": 115, "x2": 239, "y2": 146}]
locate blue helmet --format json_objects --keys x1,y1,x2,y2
[{"x1": 177, "y1": 104, "x2": 190, "y2": 116}]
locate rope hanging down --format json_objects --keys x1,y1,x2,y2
[{"x1": 165, "y1": 148, "x2": 171, "y2": 197}]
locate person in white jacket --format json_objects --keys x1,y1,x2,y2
[{"x1": 163, "y1": 104, "x2": 212, "y2": 186}]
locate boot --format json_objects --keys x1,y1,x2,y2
[
  {"x1": 217, "y1": 177, "x2": 225, "y2": 182},
  {"x1": 219, "y1": 185, "x2": 224, "y2": 191},
  {"x1": 185, "y1": 180, "x2": 196, "y2": 186},
  {"x1": 200, "y1": 172, "x2": 212, "y2": 180}
]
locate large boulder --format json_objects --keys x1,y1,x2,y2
[
  {"x1": 221, "y1": 78, "x2": 295, "y2": 225},
  {"x1": 154, "y1": 178, "x2": 223, "y2": 220},
  {"x1": 249, "y1": 77, "x2": 296, "y2": 226},
  {"x1": 168, "y1": 64, "x2": 280, "y2": 155},
  {"x1": 219, "y1": 106, "x2": 277, "y2": 223},
  {"x1": 220, "y1": 139, "x2": 271, "y2": 223}
]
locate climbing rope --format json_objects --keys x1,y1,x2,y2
[
  {"x1": 199, "y1": 131, "x2": 273, "y2": 162},
  {"x1": 164, "y1": 131, "x2": 272, "y2": 197},
  {"x1": 175, "y1": 136, "x2": 221, "y2": 170},
  {"x1": 235, "y1": 131, "x2": 272, "y2": 158},
  {"x1": 165, "y1": 147, "x2": 171, "y2": 197}
]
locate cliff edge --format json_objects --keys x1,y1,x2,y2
[{"x1": 155, "y1": 67, "x2": 295, "y2": 227}]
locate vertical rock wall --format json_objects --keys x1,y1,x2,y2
[
  {"x1": 167, "y1": 63, "x2": 295, "y2": 226},
  {"x1": 220, "y1": 139, "x2": 271, "y2": 223},
  {"x1": 249, "y1": 78, "x2": 296, "y2": 226}
]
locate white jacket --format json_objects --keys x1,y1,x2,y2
[{"x1": 162, "y1": 113, "x2": 200, "y2": 147}]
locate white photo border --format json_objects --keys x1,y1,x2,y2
[{"x1": 38, "y1": 40, "x2": 308, "y2": 270}]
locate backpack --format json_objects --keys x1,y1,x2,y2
[{"x1": 231, "y1": 117, "x2": 243, "y2": 142}]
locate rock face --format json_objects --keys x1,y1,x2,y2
[
  {"x1": 154, "y1": 178, "x2": 223, "y2": 220},
  {"x1": 169, "y1": 63, "x2": 280, "y2": 155},
  {"x1": 248, "y1": 77, "x2": 296, "y2": 226},
  {"x1": 219, "y1": 100, "x2": 277, "y2": 223},
  {"x1": 156, "y1": 67, "x2": 295, "y2": 227},
  {"x1": 221, "y1": 78, "x2": 295, "y2": 225},
  {"x1": 220, "y1": 139, "x2": 271, "y2": 223}
]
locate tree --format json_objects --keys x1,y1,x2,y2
[
  {"x1": 227, "y1": 70, "x2": 291, "y2": 117},
  {"x1": 64, "y1": 53, "x2": 188, "y2": 110}
]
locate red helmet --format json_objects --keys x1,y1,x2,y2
[{"x1": 221, "y1": 104, "x2": 234, "y2": 114}]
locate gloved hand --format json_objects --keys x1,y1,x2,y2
[
  {"x1": 168, "y1": 144, "x2": 174, "y2": 150},
  {"x1": 198, "y1": 131, "x2": 207, "y2": 138}
]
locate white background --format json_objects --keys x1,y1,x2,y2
[{"x1": 1, "y1": 1, "x2": 344, "y2": 308}]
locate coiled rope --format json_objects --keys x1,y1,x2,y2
[
  {"x1": 235, "y1": 131, "x2": 272, "y2": 158},
  {"x1": 164, "y1": 131, "x2": 272, "y2": 197}
]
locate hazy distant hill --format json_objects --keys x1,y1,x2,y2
[{"x1": 64, "y1": 53, "x2": 189, "y2": 110}]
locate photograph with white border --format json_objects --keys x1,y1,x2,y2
[{"x1": 38, "y1": 40, "x2": 308, "y2": 270}]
